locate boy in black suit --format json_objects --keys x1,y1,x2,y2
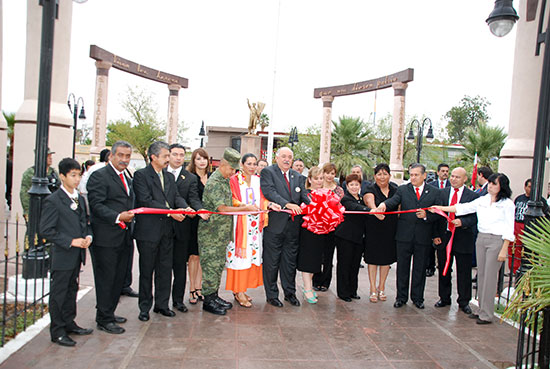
[{"x1": 40, "y1": 158, "x2": 93, "y2": 347}]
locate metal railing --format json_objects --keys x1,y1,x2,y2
[
  {"x1": 515, "y1": 307, "x2": 550, "y2": 369},
  {"x1": 0, "y1": 217, "x2": 50, "y2": 347}
]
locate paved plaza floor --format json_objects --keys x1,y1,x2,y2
[{"x1": 0, "y1": 257, "x2": 518, "y2": 369}]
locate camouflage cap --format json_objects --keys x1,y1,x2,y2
[{"x1": 223, "y1": 148, "x2": 241, "y2": 170}]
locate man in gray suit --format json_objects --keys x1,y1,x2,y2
[{"x1": 260, "y1": 147, "x2": 309, "y2": 307}]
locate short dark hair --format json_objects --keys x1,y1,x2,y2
[
  {"x1": 111, "y1": 141, "x2": 132, "y2": 156},
  {"x1": 293, "y1": 159, "x2": 304, "y2": 164},
  {"x1": 525, "y1": 178, "x2": 532, "y2": 187},
  {"x1": 478, "y1": 166, "x2": 493, "y2": 179},
  {"x1": 82, "y1": 160, "x2": 95, "y2": 173},
  {"x1": 148, "y1": 141, "x2": 170, "y2": 160},
  {"x1": 59, "y1": 158, "x2": 81, "y2": 176},
  {"x1": 345, "y1": 174, "x2": 361, "y2": 184},
  {"x1": 241, "y1": 153, "x2": 257, "y2": 164},
  {"x1": 437, "y1": 163, "x2": 449, "y2": 171},
  {"x1": 99, "y1": 148, "x2": 111, "y2": 162},
  {"x1": 488, "y1": 173, "x2": 512, "y2": 201},
  {"x1": 410, "y1": 163, "x2": 426, "y2": 174},
  {"x1": 374, "y1": 163, "x2": 390, "y2": 175},
  {"x1": 169, "y1": 143, "x2": 186, "y2": 152}
]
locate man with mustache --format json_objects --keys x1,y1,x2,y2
[
  {"x1": 87, "y1": 141, "x2": 135, "y2": 334},
  {"x1": 260, "y1": 147, "x2": 309, "y2": 307},
  {"x1": 133, "y1": 141, "x2": 188, "y2": 321}
]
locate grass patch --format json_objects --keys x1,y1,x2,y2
[{"x1": 0, "y1": 303, "x2": 48, "y2": 345}]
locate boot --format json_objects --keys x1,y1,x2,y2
[
  {"x1": 214, "y1": 294, "x2": 233, "y2": 310},
  {"x1": 202, "y1": 293, "x2": 226, "y2": 315}
]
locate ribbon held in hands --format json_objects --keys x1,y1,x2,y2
[{"x1": 300, "y1": 189, "x2": 345, "y2": 235}]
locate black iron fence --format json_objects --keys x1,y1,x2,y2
[
  {"x1": 515, "y1": 307, "x2": 550, "y2": 369},
  {"x1": 0, "y1": 218, "x2": 50, "y2": 347}
]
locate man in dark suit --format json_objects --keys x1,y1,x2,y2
[
  {"x1": 87, "y1": 141, "x2": 135, "y2": 334},
  {"x1": 133, "y1": 141, "x2": 188, "y2": 321},
  {"x1": 40, "y1": 158, "x2": 93, "y2": 347},
  {"x1": 426, "y1": 163, "x2": 451, "y2": 277},
  {"x1": 476, "y1": 166, "x2": 493, "y2": 196},
  {"x1": 167, "y1": 143, "x2": 207, "y2": 313},
  {"x1": 434, "y1": 167, "x2": 479, "y2": 314},
  {"x1": 375, "y1": 163, "x2": 441, "y2": 309},
  {"x1": 260, "y1": 147, "x2": 309, "y2": 307}
]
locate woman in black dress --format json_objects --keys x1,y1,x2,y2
[
  {"x1": 364, "y1": 163, "x2": 398, "y2": 303},
  {"x1": 186, "y1": 148, "x2": 210, "y2": 304}
]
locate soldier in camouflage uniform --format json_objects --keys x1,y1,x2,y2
[
  {"x1": 198, "y1": 148, "x2": 259, "y2": 315},
  {"x1": 20, "y1": 148, "x2": 61, "y2": 220}
]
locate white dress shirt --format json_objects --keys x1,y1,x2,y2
[
  {"x1": 448, "y1": 185, "x2": 464, "y2": 205},
  {"x1": 455, "y1": 194, "x2": 515, "y2": 241},
  {"x1": 414, "y1": 182, "x2": 425, "y2": 197},
  {"x1": 168, "y1": 165, "x2": 182, "y2": 180}
]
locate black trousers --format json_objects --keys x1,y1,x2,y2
[
  {"x1": 137, "y1": 228, "x2": 174, "y2": 312},
  {"x1": 436, "y1": 233, "x2": 473, "y2": 307},
  {"x1": 396, "y1": 240, "x2": 430, "y2": 303},
  {"x1": 122, "y1": 242, "x2": 135, "y2": 292},
  {"x1": 427, "y1": 247, "x2": 436, "y2": 271},
  {"x1": 262, "y1": 221, "x2": 300, "y2": 300},
  {"x1": 172, "y1": 236, "x2": 189, "y2": 304},
  {"x1": 49, "y1": 267, "x2": 80, "y2": 339},
  {"x1": 313, "y1": 232, "x2": 335, "y2": 288},
  {"x1": 335, "y1": 237, "x2": 363, "y2": 299}
]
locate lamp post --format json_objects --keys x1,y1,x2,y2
[
  {"x1": 67, "y1": 93, "x2": 86, "y2": 158},
  {"x1": 288, "y1": 126, "x2": 299, "y2": 147},
  {"x1": 198, "y1": 120, "x2": 206, "y2": 148},
  {"x1": 406, "y1": 118, "x2": 434, "y2": 163}
]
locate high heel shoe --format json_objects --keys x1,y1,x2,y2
[
  {"x1": 378, "y1": 290, "x2": 387, "y2": 301},
  {"x1": 302, "y1": 288, "x2": 318, "y2": 304},
  {"x1": 369, "y1": 292, "x2": 378, "y2": 303}
]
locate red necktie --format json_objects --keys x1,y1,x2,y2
[
  {"x1": 119, "y1": 173, "x2": 128, "y2": 194},
  {"x1": 284, "y1": 172, "x2": 291, "y2": 194},
  {"x1": 415, "y1": 187, "x2": 421, "y2": 200},
  {"x1": 440, "y1": 181, "x2": 444, "y2": 189},
  {"x1": 449, "y1": 188, "x2": 459, "y2": 222}
]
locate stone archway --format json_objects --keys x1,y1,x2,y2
[
  {"x1": 313, "y1": 68, "x2": 414, "y2": 182},
  {"x1": 89, "y1": 45, "x2": 189, "y2": 153}
]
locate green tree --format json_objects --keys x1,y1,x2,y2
[
  {"x1": 461, "y1": 122, "x2": 507, "y2": 172},
  {"x1": 444, "y1": 95, "x2": 490, "y2": 143},
  {"x1": 330, "y1": 116, "x2": 371, "y2": 177},
  {"x1": 3, "y1": 111, "x2": 15, "y2": 160},
  {"x1": 106, "y1": 87, "x2": 164, "y2": 163},
  {"x1": 259, "y1": 113, "x2": 269, "y2": 131},
  {"x1": 279, "y1": 125, "x2": 320, "y2": 169}
]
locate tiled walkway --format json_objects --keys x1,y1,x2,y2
[{"x1": 0, "y1": 259, "x2": 518, "y2": 369}]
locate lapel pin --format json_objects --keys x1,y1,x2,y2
[
  {"x1": 295, "y1": 187, "x2": 301, "y2": 193},
  {"x1": 70, "y1": 203, "x2": 78, "y2": 211},
  {"x1": 181, "y1": 175, "x2": 185, "y2": 180}
]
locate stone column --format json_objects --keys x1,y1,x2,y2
[
  {"x1": 499, "y1": 0, "x2": 550, "y2": 197},
  {"x1": 12, "y1": 0, "x2": 74, "y2": 221},
  {"x1": 0, "y1": 0, "x2": 6, "y2": 222},
  {"x1": 166, "y1": 84, "x2": 180, "y2": 144},
  {"x1": 319, "y1": 96, "x2": 334, "y2": 165},
  {"x1": 91, "y1": 61, "x2": 111, "y2": 154},
  {"x1": 389, "y1": 82, "x2": 408, "y2": 183}
]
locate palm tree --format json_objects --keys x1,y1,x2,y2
[
  {"x1": 330, "y1": 116, "x2": 371, "y2": 176},
  {"x1": 259, "y1": 113, "x2": 269, "y2": 131},
  {"x1": 461, "y1": 122, "x2": 507, "y2": 171}
]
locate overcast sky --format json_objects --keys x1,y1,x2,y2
[{"x1": 3, "y1": 0, "x2": 516, "y2": 149}]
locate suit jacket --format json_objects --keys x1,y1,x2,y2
[
  {"x1": 87, "y1": 164, "x2": 135, "y2": 247},
  {"x1": 334, "y1": 193, "x2": 370, "y2": 244},
  {"x1": 133, "y1": 164, "x2": 188, "y2": 242},
  {"x1": 383, "y1": 182, "x2": 441, "y2": 245},
  {"x1": 39, "y1": 190, "x2": 91, "y2": 271},
  {"x1": 435, "y1": 187, "x2": 479, "y2": 253},
  {"x1": 172, "y1": 168, "x2": 203, "y2": 241},
  {"x1": 428, "y1": 179, "x2": 451, "y2": 189},
  {"x1": 476, "y1": 184, "x2": 488, "y2": 196},
  {"x1": 260, "y1": 165, "x2": 309, "y2": 234}
]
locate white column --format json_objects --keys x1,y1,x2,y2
[
  {"x1": 12, "y1": 0, "x2": 74, "y2": 221},
  {"x1": 91, "y1": 61, "x2": 111, "y2": 154},
  {"x1": 389, "y1": 82, "x2": 408, "y2": 183},
  {"x1": 166, "y1": 84, "x2": 180, "y2": 144},
  {"x1": 319, "y1": 96, "x2": 334, "y2": 165},
  {"x1": 498, "y1": 0, "x2": 550, "y2": 197}
]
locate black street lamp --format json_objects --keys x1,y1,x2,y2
[
  {"x1": 198, "y1": 120, "x2": 206, "y2": 148},
  {"x1": 288, "y1": 127, "x2": 299, "y2": 147},
  {"x1": 67, "y1": 93, "x2": 86, "y2": 158},
  {"x1": 406, "y1": 118, "x2": 434, "y2": 163}
]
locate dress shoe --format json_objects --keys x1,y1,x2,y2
[
  {"x1": 339, "y1": 296, "x2": 352, "y2": 302},
  {"x1": 434, "y1": 300, "x2": 451, "y2": 308},
  {"x1": 413, "y1": 301, "x2": 425, "y2": 309},
  {"x1": 460, "y1": 305, "x2": 473, "y2": 315},
  {"x1": 393, "y1": 300, "x2": 406, "y2": 308},
  {"x1": 468, "y1": 313, "x2": 479, "y2": 319},
  {"x1": 114, "y1": 315, "x2": 127, "y2": 324},
  {"x1": 284, "y1": 294, "x2": 301, "y2": 306},
  {"x1": 66, "y1": 325, "x2": 93, "y2": 335},
  {"x1": 319, "y1": 286, "x2": 328, "y2": 292},
  {"x1": 51, "y1": 335, "x2": 76, "y2": 347},
  {"x1": 312, "y1": 286, "x2": 322, "y2": 292},
  {"x1": 476, "y1": 317, "x2": 492, "y2": 325},
  {"x1": 173, "y1": 302, "x2": 189, "y2": 312},
  {"x1": 97, "y1": 322, "x2": 125, "y2": 334},
  {"x1": 138, "y1": 312, "x2": 150, "y2": 321},
  {"x1": 203, "y1": 296, "x2": 227, "y2": 315},
  {"x1": 350, "y1": 294, "x2": 361, "y2": 300},
  {"x1": 426, "y1": 268, "x2": 435, "y2": 277},
  {"x1": 214, "y1": 296, "x2": 233, "y2": 310},
  {"x1": 266, "y1": 298, "x2": 283, "y2": 307},
  {"x1": 120, "y1": 288, "x2": 139, "y2": 298},
  {"x1": 153, "y1": 307, "x2": 176, "y2": 317}
]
